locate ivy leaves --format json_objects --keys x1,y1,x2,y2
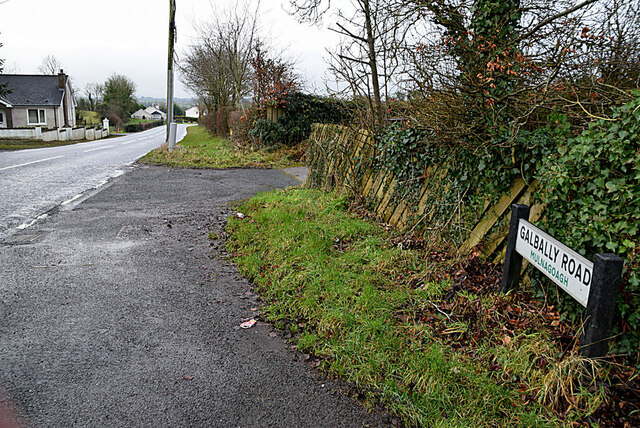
[{"x1": 539, "y1": 95, "x2": 640, "y2": 356}]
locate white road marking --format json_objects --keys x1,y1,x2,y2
[
  {"x1": 0, "y1": 156, "x2": 64, "y2": 172},
  {"x1": 121, "y1": 138, "x2": 142, "y2": 145},
  {"x1": 61, "y1": 194, "x2": 84, "y2": 206},
  {"x1": 94, "y1": 179, "x2": 109, "y2": 189},
  {"x1": 16, "y1": 213, "x2": 48, "y2": 230},
  {"x1": 84, "y1": 145, "x2": 114, "y2": 153}
]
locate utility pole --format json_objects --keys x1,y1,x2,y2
[{"x1": 166, "y1": 0, "x2": 177, "y2": 149}]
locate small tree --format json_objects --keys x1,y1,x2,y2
[
  {"x1": 38, "y1": 54, "x2": 63, "y2": 75},
  {"x1": 289, "y1": 0, "x2": 402, "y2": 126},
  {"x1": 251, "y1": 46, "x2": 300, "y2": 117},
  {"x1": 102, "y1": 73, "x2": 138, "y2": 119},
  {"x1": 179, "y1": 2, "x2": 259, "y2": 115}
]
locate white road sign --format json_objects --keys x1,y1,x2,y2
[{"x1": 515, "y1": 220, "x2": 593, "y2": 307}]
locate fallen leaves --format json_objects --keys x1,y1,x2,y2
[{"x1": 390, "y1": 251, "x2": 640, "y2": 425}]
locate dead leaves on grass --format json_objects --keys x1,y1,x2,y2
[{"x1": 391, "y1": 249, "x2": 639, "y2": 425}]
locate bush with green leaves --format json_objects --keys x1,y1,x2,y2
[
  {"x1": 250, "y1": 92, "x2": 346, "y2": 148},
  {"x1": 371, "y1": 95, "x2": 640, "y2": 358},
  {"x1": 123, "y1": 120, "x2": 164, "y2": 133},
  {"x1": 249, "y1": 119, "x2": 287, "y2": 148},
  {"x1": 373, "y1": 122, "x2": 560, "y2": 240},
  {"x1": 538, "y1": 94, "x2": 640, "y2": 356}
]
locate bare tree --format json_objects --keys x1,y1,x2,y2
[
  {"x1": 289, "y1": 0, "x2": 409, "y2": 126},
  {"x1": 37, "y1": 54, "x2": 63, "y2": 75},
  {"x1": 2, "y1": 61, "x2": 19, "y2": 74},
  {"x1": 179, "y1": 2, "x2": 259, "y2": 114},
  {"x1": 84, "y1": 83, "x2": 104, "y2": 111},
  {"x1": 385, "y1": 0, "x2": 638, "y2": 143},
  {"x1": 0, "y1": 37, "x2": 8, "y2": 97}
]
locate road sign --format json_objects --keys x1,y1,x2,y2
[
  {"x1": 500, "y1": 204, "x2": 623, "y2": 357},
  {"x1": 515, "y1": 219, "x2": 592, "y2": 307}
]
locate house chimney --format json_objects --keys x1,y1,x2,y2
[{"x1": 58, "y1": 69, "x2": 65, "y2": 89}]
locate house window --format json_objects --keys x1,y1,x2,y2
[{"x1": 27, "y1": 109, "x2": 46, "y2": 125}]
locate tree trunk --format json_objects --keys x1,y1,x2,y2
[{"x1": 362, "y1": 0, "x2": 383, "y2": 125}]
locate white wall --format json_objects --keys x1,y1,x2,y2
[{"x1": 0, "y1": 126, "x2": 108, "y2": 142}]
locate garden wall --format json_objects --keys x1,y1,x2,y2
[{"x1": 1, "y1": 126, "x2": 109, "y2": 142}]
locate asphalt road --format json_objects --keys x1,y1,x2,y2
[
  {"x1": 0, "y1": 125, "x2": 187, "y2": 240},
  {"x1": 0, "y1": 165, "x2": 388, "y2": 427}
]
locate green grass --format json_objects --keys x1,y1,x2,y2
[
  {"x1": 140, "y1": 125, "x2": 304, "y2": 169},
  {"x1": 0, "y1": 139, "x2": 91, "y2": 150},
  {"x1": 77, "y1": 110, "x2": 101, "y2": 126},
  {"x1": 226, "y1": 188, "x2": 607, "y2": 426}
]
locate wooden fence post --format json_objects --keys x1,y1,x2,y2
[
  {"x1": 500, "y1": 204, "x2": 530, "y2": 293},
  {"x1": 580, "y1": 253, "x2": 623, "y2": 358}
]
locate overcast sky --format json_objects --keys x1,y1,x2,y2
[{"x1": 0, "y1": 0, "x2": 341, "y2": 101}]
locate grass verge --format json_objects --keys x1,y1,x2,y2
[
  {"x1": 0, "y1": 139, "x2": 92, "y2": 150},
  {"x1": 140, "y1": 125, "x2": 304, "y2": 169},
  {"x1": 225, "y1": 188, "x2": 631, "y2": 427}
]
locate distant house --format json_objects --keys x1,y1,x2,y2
[
  {"x1": 131, "y1": 106, "x2": 166, "y2": 121},
  {"x1": 0, "y1": 70, "x2": 76, "y2": 129},
  {"x1": 185, "y1": 106, "x2": 199, "y2": 118}
]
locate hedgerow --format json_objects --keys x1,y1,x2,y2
[
  {"x1": 250, "y1": 92, "x2": 346, "y2": 147},
  {"x1": 371, "y1": 95, "x2": 639, "y2": 359},
  {"x1": 538, "y1": 94, "x2": 640, "y2": 356}
]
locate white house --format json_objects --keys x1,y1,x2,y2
[
  {"x1": 131, "y1": 106, "x2": 166, "y2": 121},
  {"x1": 185, "y1": 106, "x2": 199, "y2": 118},
  {"x1": 0, "y1": 70, "x2": 76, "y2": 129}
]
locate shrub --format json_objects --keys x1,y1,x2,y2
[
  {"x1": 198, "y1": 112, "x2": 216, "y2": 135},
  {"x1": 174, "y1": 116, "x2": 198, "y2": 123},
  {"x1": 123, "y1": 120, "x2": 164, "y2": 133},
  {"x1": 249, "y1": 118, "x2": 287, "y2": 148},
  {"x1": 229, "y1": 108, "x2": 257, "y2": 148},
  {"x1": 249, "y1": 92, "x2": 347, "y2": 148},
  {"x1": 538, "y1": 94, "x2": 640, "y2": 357},
  {"x1": 276, "y1": 92, "x2": 346, "y2": 144},
  {"x1": 215, "y1": 106, "x2": 235, "y2": 137},
  {"x1": 104, "y1": 111, "x2": 123, "y2": 128}
]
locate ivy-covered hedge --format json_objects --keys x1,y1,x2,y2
[
  {"x1": 250, "y1": 92, "x2": 346, "y2": 147},
  {"x1": 374, "y1": 122, "x2": 559, "y2": 241},
  {"x1": 538, "y1": 95, "x2": 640, "y2": 356},
  {"x1": 373, "y1": 96, "x2": 639, "y2": 358}
]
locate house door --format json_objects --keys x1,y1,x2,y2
[{"x1": 0, "y1": 111, "x2": 6, "y2": 128}]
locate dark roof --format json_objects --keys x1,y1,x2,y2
[{"x1": 0, "y1": 74, "x2": 65, "y2": 107}]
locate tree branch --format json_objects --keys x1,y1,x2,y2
[{"x1": 520, "y1": 0, "x2": 599, "y2": 41}]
